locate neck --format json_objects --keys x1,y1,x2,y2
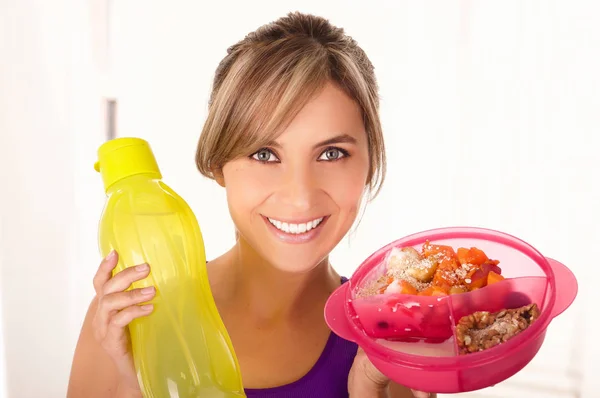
[{"x1": 214, "y1": 234, "x2": 341, "y2": 325}]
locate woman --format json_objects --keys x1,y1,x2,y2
[{"x1": 68, "y1": 11, "x2": 434, "y2": 398}]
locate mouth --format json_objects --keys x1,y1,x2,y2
[{"x1": 261, "y1": 215, "x2": 330, "y2": 243}]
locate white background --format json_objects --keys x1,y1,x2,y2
[{"x1": 1, "y1": 1, "x2": 599, "y2": 397}]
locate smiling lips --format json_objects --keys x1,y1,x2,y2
[
  {"x1": 262, "y1": 215, "x2": 328, "y2": 243},
  {"x1": 267, "y1": 217, "x2": 324, "y2": 234}
]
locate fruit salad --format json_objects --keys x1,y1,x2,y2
[{"x1": 357, "y1": 241, "x2": 506, "y2": 298}]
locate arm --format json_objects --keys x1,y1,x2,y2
[
  {"x1": 67, "y1": 252, "x2": 152, "y2": 398},
  {"x1": 67, "y1": 297, "x2": 135, "y2": 398}
]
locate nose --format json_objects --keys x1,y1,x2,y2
[{"x1": 278, "y1": 164, "x2": 319, "y2": 211}]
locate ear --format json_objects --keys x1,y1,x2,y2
[{"x1": 213, "y1": 169, "x2": 226, "y2": 187}]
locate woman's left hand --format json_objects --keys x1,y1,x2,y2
[{"x1": 348, "y1": 348, "x2": 433, "y2": 398}]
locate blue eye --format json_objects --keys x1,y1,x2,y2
[
  {"x1": 318, "y1": 147, "x2": 348, "y2": 161},
  {"x1": 251, "y1": 148, "x2": 279, "y2": 163}
]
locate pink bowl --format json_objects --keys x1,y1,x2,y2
[{"x1": 324, "y1": 227, "x2": 578, "y2": 394}]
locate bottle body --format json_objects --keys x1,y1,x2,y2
[{"x1": 98, "y1": 174, "x2": 245, "y2": 398}]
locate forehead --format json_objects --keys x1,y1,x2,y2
[{"x1": 274, "y1": 82, "x2": 366, "y2": 146}]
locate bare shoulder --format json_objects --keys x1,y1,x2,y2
[
  {"x1": 205, "y1": 250, "x2": 236, "y2": 301},
  {"x1": 67, "y1": 297, "x2": 120, "y2": 398}
]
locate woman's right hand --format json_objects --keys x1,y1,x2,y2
[{"x1": 91, "y1": 250, "x2": 156, "y2": 393}]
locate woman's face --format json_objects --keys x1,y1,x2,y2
[{"x1": 220, "y1": 82, "x2": 370, "y2": 272}]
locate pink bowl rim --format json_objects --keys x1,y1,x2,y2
[{"x1": 344, "y1": 226, "x2": 556, "y2": 369}]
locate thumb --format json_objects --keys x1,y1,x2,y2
[
  {"x1": 357, "y1": 350, "x2": 389, "y2": 388},
  {"x1": 355, "y1": 349, "x2": 432, "y2": 397}
]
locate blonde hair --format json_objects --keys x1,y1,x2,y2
[{"x1": 195, "y1": 12, "x2": 386, "y2": 198}]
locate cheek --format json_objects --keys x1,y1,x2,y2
[
  {"x1": 222, "y1": 163, "x2": 275, "y2": 213},
  {"x1": 320, "y1": 160, "x2": 369, "y2": 214}
]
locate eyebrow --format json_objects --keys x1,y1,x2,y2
[
  {"x1": 313, "y1": 133, "x2": 358, "y2": 148},
  {"x1": 268, "y1": 133, "x2": 358, "y2": 149}
]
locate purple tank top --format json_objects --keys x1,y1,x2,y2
[{"x1": 244, "y1": 277, "x2": 358, "y2": 398}]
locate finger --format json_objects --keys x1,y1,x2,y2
[
  {"x1": 360, "y1": 352, "x2": 389, "y2": 388},
  {"x1": 99, "y1": 286, "x2": 156, "y2": 317},
  {"x1": 102, "y1": 263, "x2": 151, "y2": 295},
  {"x1": 102, "y1": 304, "x2": 153, "y2": 352},
  {"x1": 110, "y1": 303, "x2": 154, "y2": 329},
  {"x1": 93, "y1": 250, "x2": 119, "y2": 294},
  {"x1": 96, "y1": 286, "x2": 155, "y2": 331},
  {"x1": 411, "y1": 390, "x2": 431, "y2": 398}
]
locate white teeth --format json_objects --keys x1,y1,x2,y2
[{"x1": 267, "y1": 217, "x2": 324, "y2": 234}]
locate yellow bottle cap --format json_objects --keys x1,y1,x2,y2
[{"x1": 94, "y1": 137, "x2": 162, "y2": 191}]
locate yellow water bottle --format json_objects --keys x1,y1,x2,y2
[{"x1": 94, "y1": 137, "x2": 246, "y2": 398}]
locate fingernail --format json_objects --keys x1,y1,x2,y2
[
  {"x1": 136, "y1": 263, "x2": 149, "y2": 272},
  {"x1": 105, "y1": 250, "x2": 116, "y2": 260},
  {"x1": 141, "y1": 286, "x2": 155, "y2": 295},
  {"x1": 141, "y1": 304, "x2": 153, "y2": 311}
]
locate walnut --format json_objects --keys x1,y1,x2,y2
[{"x1": 455, "y1": 303, "x2": 540, "y2": 355}]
